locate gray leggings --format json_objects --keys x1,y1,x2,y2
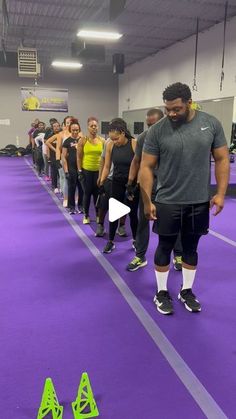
[{"x1": 58, "y1": 167, "x2": 68, "y2": 197}]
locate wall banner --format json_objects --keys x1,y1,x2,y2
[{"x1": 21, "y1": 87, "x2": 68, "y2": 112}]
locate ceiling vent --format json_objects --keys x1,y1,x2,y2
[{"x1": 18, "y1": 48, "x2": 40, "y2": 77}]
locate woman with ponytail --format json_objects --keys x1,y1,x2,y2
[{"x1": 99, "y1": 119, "x2": 139, "y2": 253}]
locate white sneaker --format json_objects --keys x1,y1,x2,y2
[
  {"x1": 54, "y1": 188, "x2": 59, "y2": 194},
  {"x1": 63, "y1": 199, "x2": 68, "y2": 208}
]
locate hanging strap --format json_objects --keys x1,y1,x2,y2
[
  {"x1": 192, "y1": 18, "x2": 199, "y2": 91},
  {"x1": 220, "y1": 1, "x2": 228, "y2": 91}
]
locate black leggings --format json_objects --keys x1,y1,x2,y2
[
  {"x1": 50, "y1": 160, "x2": 59, "y2": 189},
  {"x1": 83, "y1": 169, "x2": 99, "y2": 217},
  {"x1": 35, "y1": 147, "x2": 44, "y2": 175},
  {"x1": 109, "y1": 179, "x2": 139, "y2": 241},
  {"x1": 68, "y1": 170, "x2": 84, "y2": 210},
  {"x1": 154, "y1": 233, "x2": 201, "y2": 267}
]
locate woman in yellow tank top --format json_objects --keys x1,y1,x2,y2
[{"x1": 77, "y1": 117, "x2": 105, "y2": 224}]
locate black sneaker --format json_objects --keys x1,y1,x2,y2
[
  {"x1": 126, "y1": 256, "x2": 147, "y2": 272},
  {"x1": 69, "y1": 208, "x2": 77, "y2": 215},
  {"x1": 117, "y1": 225, "x2": 127, "y2": 237},
  {"x1": 103, "y1": 241, "x2": 115, "y2": 254},
  {"x1": 153, "y1": 291, "x2": 173, "y2": 315},
  {"x1": 178, "y1": 288, "x2": 201, "y2": 312},
  {"x1": 173, "y1": 256, "x2": 182, "y2": 271},
  {"x1": 95, "y1": 224, "x2": 105, "y2": 237}
]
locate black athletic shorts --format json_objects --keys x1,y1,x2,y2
[
  {"x1": 98, "y1": 178, "x2": 112, "y2": 211},
  {"x1": 152, "y1": 202, "x2": 210, "y2": 236}
]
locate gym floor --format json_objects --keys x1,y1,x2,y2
[{"x1": 0, "y1": 157, "x2": 235, "y2": 418}]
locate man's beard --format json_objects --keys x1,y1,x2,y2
[{"x1": 168, "y1": 109, "x2": 189, "y2": 129}]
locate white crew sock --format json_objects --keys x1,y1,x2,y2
[
  {"x1": 155, "y1": 270, "x2": 169, "y2": 292},
  {"x1": 182, "y1": 267, "x2": 197, "y2": 290}
]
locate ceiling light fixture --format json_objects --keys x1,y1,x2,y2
[
  {"x1": 52, "y1": 61, "x2": 83, "y2": 69},
  {"x1": 77, "y1": 30, "x2": 122, "y2": 40},
  {"x1": 212, "y1": 99, "x2": 221, "y2": 102}
]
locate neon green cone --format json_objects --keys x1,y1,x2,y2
[
  {"x1": 37, "y1": 378, "x2": 63, "y2": 419},
  {"x1": 72, "y1": 372, "x2": 99, "y2": 418}
]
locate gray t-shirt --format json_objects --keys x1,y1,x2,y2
[
  {"x1": 143, "y1": 111, "x2": 227, "y2": 204},
  {"x1": 136, "y1": 129, "x2": 158, "y2": 180},
  {"x1": 135, "y1": 130, "x2": 148, "y2": 159}
]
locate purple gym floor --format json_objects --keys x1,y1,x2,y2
[{"x1": 0, "y1": 157, "x2": 235, "y2": 418}]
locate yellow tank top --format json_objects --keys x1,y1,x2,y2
[{"x1": 82, "y1": 137, "x2": 103, "y2": 171}]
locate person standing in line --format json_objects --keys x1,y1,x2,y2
[
  {"x1": 30, "y1": 119, "x2": 40, "y2": 167},
  {"x1": 126, "y1": 108, "x2": 164, "y2": 271},
  {"x1": 45, "y1": 121, "x2": 62, "y2": 191},
  {"x1": 28, "y1": 122, "x2": 36, "y2": 165},
  {"x1": 77, "y1": 117, "x2": 105, "y2": 224},
  {"x1": 43, "y1": 118, "x2": 59, "y2": 181},
  {"x1": 62, "y1": 121, "x2": 84, "y2": 215},
  {"x1": 96, "y1": 118, "x2": 130, "y2": 238},
  {"x1": 100, "y1": 120, "x2": 139, "y2": 254},
  {"x1": 126, "y1": 108, "x2": 183, "y2": 272},
  {"x1": 28, "y1": 122, "x2": 36, "y2": 145},
  {"x1": 46, "y1": 116, "x2": 74, "y2": 202},
  {"x1": 139, "y1": 82, "x2": 229, "y2": 315},
  {"x1": 44, "y1": 118, "x2": 58, "y2": 140},
  {"x1": 33, "y1": 122, "x2": 46, "y2": 176}
]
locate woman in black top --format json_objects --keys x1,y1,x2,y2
[
  {"x1": 100, "y1": 120, "x2": 139, "y2": 253},
  {"x1": 45, "y1": 121, "x2": 61, "y2": 191},
  {"x1": 62, "y1": 121, "x2": 83, "y2": 214}
]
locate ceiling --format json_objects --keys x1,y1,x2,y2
[{"x1": 1, "y1": 0, "x2": 236, "y2": 72}]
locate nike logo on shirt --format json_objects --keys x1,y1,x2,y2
[{"x1": 201, "y1": 127, "x2": 209, "y2": 131}]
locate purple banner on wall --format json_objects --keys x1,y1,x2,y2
[{"x1": 21, "y1": 87, "x2": 68, "y2": 112}]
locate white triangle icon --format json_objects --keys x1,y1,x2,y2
[{"x1": 108, "y1": 198, "x2": 130, "y2": 222}]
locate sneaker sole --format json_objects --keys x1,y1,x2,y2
[
  {"x1": 174, "y1": 265, "x2": 182, "y2": 271},
  {"x1": 173, "y1": 259, "x2": 182, "y2": 271},
  {"x1": 95, "y1": 231, "x2": 105, "y2": 237},
  {"x1": 127, "y1": 260, "x2": 148, "y2": 272},
  {"x1": 153, "y1": 296, "x2": 174, "y2": 315},
  {"x1": 178, "y1": 294, "x2": 201, "y2": 312},
  {"x1": 103, "y1": 244, "x2": 115, "y2": 254}
]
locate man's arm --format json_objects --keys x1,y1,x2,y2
[
  {"x1": 139, "y1": 152, "x2": 158, "y2": 220},
  {"x1": 211, "y1": 145, "x2": 230, "y2": 215},
  {"x1": 127, "y1": 155, "x2": 140, "y2": 185},
  {"x1": 128, "y1": 134, "x2": 144, "y2": 185}
]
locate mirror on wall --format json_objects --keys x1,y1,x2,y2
[{"x1": 123, "y1": 97, "x2": 234, "y2": 146}]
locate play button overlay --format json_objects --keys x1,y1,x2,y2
[{"x1": 108, "y1": 198, "x2": 130, "y2": 222}]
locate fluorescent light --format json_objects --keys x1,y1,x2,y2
[
  {"x1": 77, "y1": 30, "x2": 122, "y2": 40},
  {"x1": 52, "y1": 61, "x2": 83, "y2": 69},
  {"x1": 212, "y1": 99, "x2": 221, "y2": 102}
]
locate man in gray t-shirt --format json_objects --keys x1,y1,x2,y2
[{"x1": 140, "y1": 82, "x2": 229, "y2": 315}]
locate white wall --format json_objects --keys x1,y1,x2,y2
[
  {"x1": 119, "y1": 16, "x2": 236, "y2": 114},
  {"x1": 0, "y1": 67, "x2": 118, "y2": 148}
]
